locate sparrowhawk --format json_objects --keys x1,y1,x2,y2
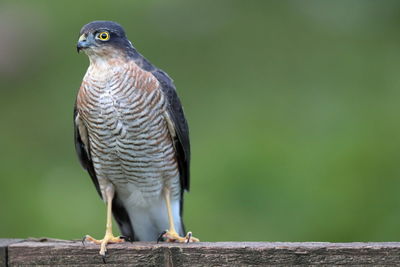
[{"x1": 74, "y1": 21, "x2": 198, "y2": 257}]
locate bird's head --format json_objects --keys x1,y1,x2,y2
[{"x1": 77, "y1": 21, "x2": 132, "y2": 60}]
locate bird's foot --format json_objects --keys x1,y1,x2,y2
[
  {"x1": 162, "y1": 230, "x2": 199, "y2": 243},
  {"x1": 83, "y1": 233, "x2": 124, "y2": 256}
]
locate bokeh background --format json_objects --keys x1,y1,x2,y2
[{"x1": 1, "y1": 0, "x2": 400, "y2": 242}]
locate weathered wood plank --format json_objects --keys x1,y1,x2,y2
[
  {"x1": 0, "y1": 239, "x2": 22, "y2": 267},
  {"x1": 5, "y1": 239, "x2": 400, "y2": 266}
]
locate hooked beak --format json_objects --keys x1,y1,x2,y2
[{"x1": 77, "y1": 34, "x2": 92, "y2": 53}]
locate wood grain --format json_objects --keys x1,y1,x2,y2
[
  {"x1": 2, "y1": 239, "x2": 400, "y2": 266},
  {"x1": 0, "y1": 239, "x2": 22, "y2": 267}
]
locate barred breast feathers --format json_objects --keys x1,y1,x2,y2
[{"x1": 76, "y1": 55, "x2": 181, "y2": 206}]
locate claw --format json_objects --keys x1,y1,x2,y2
[
  {"x1": 84, "y1": 233, "x2": 124, "y2": 257},
  {"x1": 163, "y1": 230, "x2": 199, "y2": 243},
  {"x1": 186, "y1": 232, "x2": 192, "y2": 243},
  {"x1": 102, "y1": 255, "x2": 107, "y2": 264},
  {"x1": 120, "y1": 235, "x2": 133, "y2": 242},
  {"x1": 157, "y1": 230, "x2": 167, "y2": 243},
  {"x1": 81, "y1": 235, "x2": 86, "y2": 246}
]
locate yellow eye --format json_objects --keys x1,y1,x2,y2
[{"x1": 97, "y1": 31, "x2": 110, "y2": 41}]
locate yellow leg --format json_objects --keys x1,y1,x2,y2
[
  {"x1": 162, "y1": 188, "x2": 199, "y2": 243},
  {"x1": 84, "y1": 184, "x2": 124, "y2": 256}
]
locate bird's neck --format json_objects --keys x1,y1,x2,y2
[
  {"x1": 88, "y1": 56, "x2": 126, "y2": 70},
  {"x1": 85, "y1": 54, "x2": 130, "y2": 81}
]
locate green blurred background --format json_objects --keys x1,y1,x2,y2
[{"x1": 1, "y1": 0, "x2": 400, "y2": 242}]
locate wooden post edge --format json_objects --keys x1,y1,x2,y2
[{"x1": 0, "y1": 239, "x2": 22, "y2": 267}]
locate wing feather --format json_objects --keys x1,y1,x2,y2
[
  {"x1": 129, "y1": 49, "x2": 191, "y2": 192},
  {"x1": 73, "y1": 105, "x2": 101, "y2": 197},
  {"x1": 153, "y1": 69, "x2": 191, "y2": 192}
]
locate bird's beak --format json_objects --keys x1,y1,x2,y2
[{"x1": 77, "y1": 34, "x2": 92, "y2": 53}]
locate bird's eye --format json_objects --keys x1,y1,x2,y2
[{"x1": 97, "y1": 32, "x2": 110, "y2": 41}]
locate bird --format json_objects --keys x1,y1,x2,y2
[{"x1": 74, "y1": 20, "x2": 199, "y2": 256}]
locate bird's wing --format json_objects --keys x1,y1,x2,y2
[
  {"x1": 73, "y1": 104, "x2": 101, "y2": 196},
  {"x1": 129, "y1": 49, "x2": 190, "y2": 221},
  {"x1": 153, "y1": 69, "x2": 191, "y2": 192},
  {"x1": 74, "y1": 103, "x2": 136, "y2": 240}
]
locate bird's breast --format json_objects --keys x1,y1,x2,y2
[{"x1": 77, "y1": 63, "x2": 180, "y2": 204}]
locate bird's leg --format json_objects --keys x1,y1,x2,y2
[
  {"x1": 84, "y1": 184, "x2": 124, "y2": 256},
  {"x1": 162, "y1": 188, "x2": 199, "y2": 243}
]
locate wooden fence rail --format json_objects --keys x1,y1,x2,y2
[{"x1": 2, "y1": 238, "x2": 400, "y2": 266}]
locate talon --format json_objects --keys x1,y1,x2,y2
[
  {"x1": 83, "y1": 232, "x2": 124, "y2": 256},
  {"x1": 84, "y1": 184, "x2": 126, "y2": 256},
  {"x1": 102, "y1": 255, "x2": 107, "y2": 264},
  {"x1": 81, "y1": 235, "x2": 86, "y2": 246},
  {"x1": 157, "y1": 230, "x2": 167, "y2": 243},
  {"x1": 163, "y1": 230, "x2": 199, "y2": 243},
  {"x1": 100, "y1": 245, "x2": 106, "y2": 257},
  {"x1": 186, "y1": 232, "x2": 192, "y2": 243},
  {"x1": 120, "y1": 235, "x2": 133, "y2": 242}
]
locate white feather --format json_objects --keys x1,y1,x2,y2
[
  {"x1": 120, "y1": 190, "x2": 183, "y2": 241},
  {"x1": 117, "y1": 184, "x2": 184, "y2": 241}
]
